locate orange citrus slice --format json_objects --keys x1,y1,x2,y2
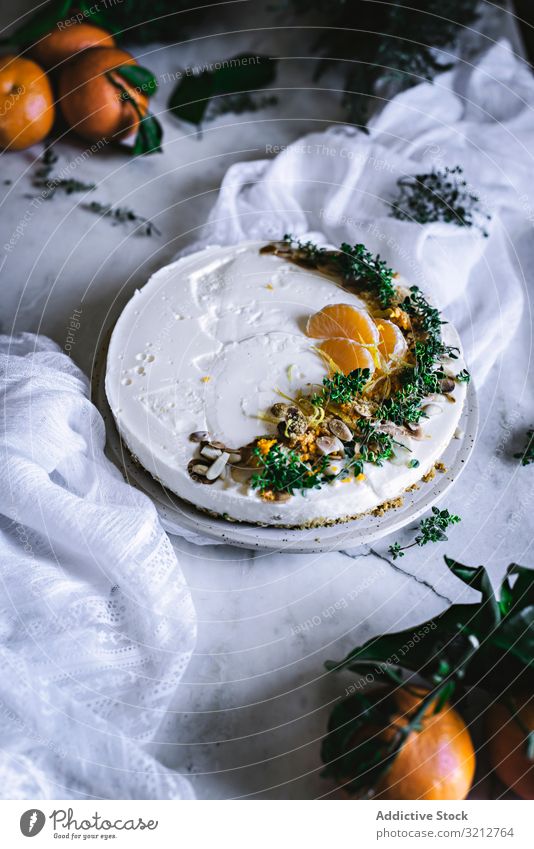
[
  {"x1": 307, "y1": 304, "x2": 379, "y2": 347},
  {"x1": 318, "y1": 338, "x2": 376, "y2": 377},
  {"x1": 374, "y1": 319, "x2": 408, "y2": 365}
]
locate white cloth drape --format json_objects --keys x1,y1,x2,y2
[{"x1": 0, "y1": 335, "x2": 196, "y2": 799}]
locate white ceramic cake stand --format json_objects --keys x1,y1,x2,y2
[{"x1": 92, "y1": 346, "x2": 478, "y2": 554}]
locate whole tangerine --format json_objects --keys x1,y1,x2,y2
[
  {"x1": 30, "y1": 22, "x2": 116, "y2": 70},
  {"x1": 58, "y1": 47, "x2": 147, "y2": 143},
  {"x1": 343, "y1": 688, "x2": 476, "y2": 800},
  {"x1": 0, "y1": 55, "x2": 55, "y2": 151},
  {"x1": 487, "y1": 697, "x2": 534, "y2": 800}
]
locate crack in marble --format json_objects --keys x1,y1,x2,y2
[{"x1": 340, "y1": 546, "x2": 454, "y2": 606}]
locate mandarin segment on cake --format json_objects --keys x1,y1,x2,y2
[{"x1": 105, "y1": 238, "x2": 469, "y2": 527}]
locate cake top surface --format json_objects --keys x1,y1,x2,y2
[{"x1": 105, "y1": 238, "x2": 468, "y2": 526}]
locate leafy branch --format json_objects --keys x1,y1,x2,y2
[{"x1": 322, "y1": 556, "x2": 534, "y2": 790}]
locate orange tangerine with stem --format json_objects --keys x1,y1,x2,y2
[
  {"x1": 307, "y1": 304, "x2": 379, "y2": 347},
  {"x1": 318, "y1": 339, "x2": 375, "y2": 377}
]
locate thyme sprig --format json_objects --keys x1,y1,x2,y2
[
  {"x1": 82, "y1": 201, "x2": 161, "y2": 237},
  {"x1": 390, "y1": 166, "x2": 491, "y2": 237},
  {"x1": 514, "y1": 429, "x2": 534, "y2": 466},
  {"x1": 388, "y1": 507, "x2": 461, "y2": 559},
  {"x1": 31, "y1": 146, "x2": 96, "y2": 199},
  {"x1": 283, "y1": 235, "x2": 396, "y2": 308}
]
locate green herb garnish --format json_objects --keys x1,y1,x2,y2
[
  {"x1": 388, "y1": 506, "x2": 461, "y2": 559},
  {"x1": 390, "y1": 166, "x2": 491, "y2": 236},
  {"x1": 312, "y1": 368, "x2": 370, "y2": 407},
  {"x1": 251, "y1": 443, "x2": 333, "y2": 494},
  {"x1": 283, "y1": 235, "x2": 396, "y2": 309}
]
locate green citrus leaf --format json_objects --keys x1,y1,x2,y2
[
  {"x1": 132, "y1": 112, "x2": 163, "y2": 156},
  {"x1": 78, "y1": 0, "x2": 120, "y2": 32},
  {"x1": 506, "y1": 563, "x2": 534, "y2": 614},
  {"x1": 320, "y1": 692, "x2": 397, "y2": 792},
  {"x1": 168, "y1": 54, "x2": 276, "y2": 127},
  {"x1": 115, "y1": 64, "x2": 158, "y2": 97}
]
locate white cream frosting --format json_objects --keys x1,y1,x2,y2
[{"x1": 105, "y1": 242, "x2": 467, "y2": 526}]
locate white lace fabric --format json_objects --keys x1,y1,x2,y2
[{"x1": 0, "y1": 335, "x2": 196, "y2": 799}]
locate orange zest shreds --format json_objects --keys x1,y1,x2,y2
[
  {"x1": 387, "y1": 306, "x2": 411, "y2": 331},
  {"x1": 200, "y1": 375, "x2": 211, "y2": 383},
  {"x1": 318, "y1": 338, "x2": 375, "y2": 377},
  {"x1": 356, "y1": 473, "x2": 366, "y2": 482},
  {"x1": 260, "y1": 490, "x2": 275, "y2": 501},
  {"x1": 306, "y1": 303, "x2": 379, "y2": 346},
  {"x1": 294, "y1": 432, "x2": 317, "y2": 450},
  {"x1": 265, "y1": 283, "x2": 274, "y2": 291},
  {"x1": 341, "y1": 477, "x2": 351, "y2": 483},
  {"x1": 257, "y1": 438, "x2": 277, "y2": 456}
]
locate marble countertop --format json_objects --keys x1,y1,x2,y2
[{"x1": 1, "y1": 1, "x2": 533, "y2": 799}]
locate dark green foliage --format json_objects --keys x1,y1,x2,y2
[
  {"x1": 322, "y1": 557, "x2": 534, "y2": 790},
  {"x1": 326, "y1": 557, "x2": 534, "y2": 701},
  {"x1": 168, "y1": 55, "x2": 277, "y2": 127},
  {"x1": 5, "y1": 0, "x2": 213, "y2": 45},
  {"x1": 291, "y1": 0, "x2": 482, "y2": 125},
  {"x1": 390, "y1": 166, "x2": 491, "y2": 236},
  {"x1": 515, "y1": 429, "x2": 534, "y2": 465},
  {"x1": 6, "y1": 1, "x2": 488, "y2": 127}
]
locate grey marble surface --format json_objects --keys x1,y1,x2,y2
[{"x1": 1, "y1": 1, "x2": 533, "y2": 800}]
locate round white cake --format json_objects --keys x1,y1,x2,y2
[{"x1": 105, "y1": 240, "x2": 468, "y2": 527}]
